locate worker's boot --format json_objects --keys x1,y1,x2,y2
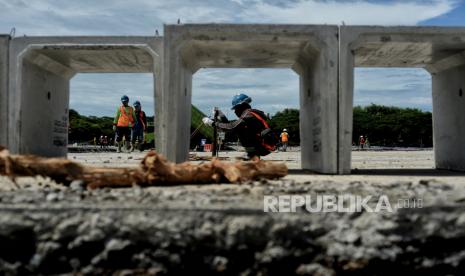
[
  {"x1": 130, "y1": 142, "x2": 135, "y2": 152},
  {"x1": 134, "y1": 140, "x2": 140, "y2": 152},
  {"x1": 125, "y1": 141, "x2": 131, "y2": 152},
  {"x1": 117, "y1": 142, "x2": 122, "y2": 153}
]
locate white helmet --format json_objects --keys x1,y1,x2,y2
[{"x1": 283, "y1": 129, "x2": 287, "y2": 132}]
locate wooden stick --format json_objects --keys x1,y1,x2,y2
[{"x1": 0, "y1": 149, "x2": 288, "y2": 189}]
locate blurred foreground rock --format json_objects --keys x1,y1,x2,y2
[{"x1": 0, "y1": 178, "x2": 464, "y2": 274}]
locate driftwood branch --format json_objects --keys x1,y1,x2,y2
[{"x1": 0, "y1": 149, "x2": 288, "y2": 189}]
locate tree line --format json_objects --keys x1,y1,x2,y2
[
  {"x1": 69, "y1": 104, "x2": 433, "y2": 147},
  {"x1": 269, "y1": 105, "x2": 432, "y2": 147},
  {"x1": 68, "y1": 109, "x2": 155, "y2": 144}
]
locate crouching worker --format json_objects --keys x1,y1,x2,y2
[{"x1": 202, "y1": 93, "x2": 277, "y2": 160}]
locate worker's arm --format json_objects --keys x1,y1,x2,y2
[
  {"x1": 215, "y1": 117, "x2": 245, "y2": 131},
  {"x1": 113, "y1": 107, "x2": 121, "y2": 125},
  {"x1": 142, "y1": 111, "x2": 148, "y2": 131},
  {"x1": 131, "y1": 108, "x2": 136, "y2": 127}
]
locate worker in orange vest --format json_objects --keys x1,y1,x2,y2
[
  {"x1": 113, "y1": 95, "x2": 136, "y2": 152},
  {"x1": 280, "y1": 128, "x2": 289, "y2": 152}
]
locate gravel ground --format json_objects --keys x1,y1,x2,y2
[{"x1": 1, "y1": 150, "x2": 465, "y2": 275}]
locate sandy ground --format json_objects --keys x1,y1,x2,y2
[{"x1": 68, "y1": 149, "x2": 465, "y2": 186}]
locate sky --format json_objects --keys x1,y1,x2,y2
[{"x1": 1, "y1": 0, "x2": 464, "y2": 117}]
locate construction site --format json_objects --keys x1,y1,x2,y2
[{"x1": 1, "y1": 23, "x2": 465, "y2": 275}]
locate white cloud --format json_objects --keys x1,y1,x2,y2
[
  {"x1": 193, "y1": 68, "x2": 299, "y2": 118},
  {"x1": 354, "y1": 68, "x2": 432, "y2": 111},
  {"x1": 70, "y1": 73, "x2": 154, "y2": 116},
  {"x1": 0, "y1": 0, "x2": 458, "y2": 115},
  {"x1": 1, "y1": 0, "x2": 457, "y2": 36},
  {"x1": 240, "y1": 0, "x2": 457, "y2": 25}
]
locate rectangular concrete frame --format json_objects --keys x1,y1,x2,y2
[
  {"x1": 160, "y1": 24, "x2": 339, "y2": 173},
  {"x1": 0, "y1": 35, "x2": 9, "y2": 147},
  {"x1": 339, "y1": 26, "x2": 465, "y2": 173},
  {"x1": 7, "y1": 36, "x2": 163, "y2": 156}
]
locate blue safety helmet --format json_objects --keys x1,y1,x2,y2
[
  {"x1": 231, "y1": 93, "x2": 252, "y2": 110},
  {"x1": 133, "y1": 100, "x2": 141, "y2": 107},
  {"x1": 121, "y1": 95, "x2": 129, "y2": 102}
]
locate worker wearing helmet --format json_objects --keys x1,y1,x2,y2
[
  {"x1": 280, "y1": 128, "x2": 289, "y2": 152},
  {"x1": 202, "y1": 93, "x2": 275, "y2": 159},
  {"x1": 113, "y1": 95, "x2": 136, "y2": 152},
  {"x1": 131, "y1": 100, "x2": 148, "y2": 152},
  {"x1": 359, "y1": 135, "x2": 365, "y2": 149}
]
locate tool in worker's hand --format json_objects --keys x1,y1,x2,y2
[{"x1": 212, "y1": 107, "x2": 219, "y2": 157}]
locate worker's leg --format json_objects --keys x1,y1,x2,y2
[
  {"x1": 116, "y1": 127, "x2": 124, "y2": 153},
  {"x1": 123, "y1": 128, "x2": 131, "y2": 152}
]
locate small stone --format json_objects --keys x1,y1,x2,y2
[
  {"x1": 46, "y1": 193, "x2": 59, "y2": 202},
  {"x1": 212, "y1": 256, "x2": 228, "y2": 272},
  {"x1": 103, "y1": 160, "x2": 110, "y2": 163},
  {"x1": 296, "y1": 263, "x2": 335, "y2": 276},
  {"x1": 128, "y1": 156, "x2": 133, "y2": 160},
  {"x1": 70, "y1": 180, "x2": 85, "y2": 191}
]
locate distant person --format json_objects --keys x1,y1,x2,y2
[
  {"x1": 202, "y1": 93, "x2": 277, "y2": 160},
  {"x1": 113, "y1": 95, "x2": 136, "y2": 153},
  {"x1": 359, "y1": 135, "x2": 365, "y2": 149},
  {"x1": 365, "y1": 136, "x2": 370, "y2": 148},
  {"x1": 280, "y1": 129, "x2": 289, "y2": 152},
  {"x1": 93, "y1": 137, "x2": 97, "y2": 146},
  {"x1": 131, "y1": 100, "x2": 148, "y2": 152},
  {"x1": 99, "y1": 135, "x2": 104, "y2": 149}
]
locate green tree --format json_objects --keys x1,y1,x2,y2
[
  {"x1": 269, "y1": 108, "x2": 300, "y2": 144},
  {"x1": 352, "y1": 104, "x2": 432, "y2": 147}
]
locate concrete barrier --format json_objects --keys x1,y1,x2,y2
[
  {"x1": 160, "y1": 24, "x2": 339, "y2": 173},
  {"x1": 2, "y1": 25, "x2": 465, "y2": 174},
  {"x1": 7, "y1": 36, "x2": 162, "y2": 157},
  {"x1": 339, "y1": 26, "x2": 465, "y2": 173},
  {"x1": 0, "y1": 35, "x2": 9, "y2": 147}
]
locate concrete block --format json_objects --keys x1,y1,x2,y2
[
  {"x1": 7, "y1": 36, "x2": 162, "y2": 156},
  {"x1": 339, "y1": 26, "x2": 465, "y2": 173},
  {"x1": 161, "y1": 24, "x2": 339, "y2": 173}
]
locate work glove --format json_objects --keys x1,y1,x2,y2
[
  {"x1": 202, "y1": 117, "x2": 214, "y2": 126},
  {"x1": 112, "y1": 125, "x2": 116, "y2": 131}
]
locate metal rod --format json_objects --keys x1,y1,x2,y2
[{"x1": 212, "y1": 107, "x2": 218, "y2": 157}]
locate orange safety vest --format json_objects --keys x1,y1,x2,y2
[
  {"x1": 117, "y1": 106, "x2": 135, "y2": 127},
  {"x1": 281, "y1": 132, "x2": 289, "y2": 142},
  {"x1": 248, "y1": 111, "x2": 276, "y2": 152}
]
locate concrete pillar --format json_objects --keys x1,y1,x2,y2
[
  {"x1": 431, "y1": 65, "x2": 465, "y2": 171},
  {"x1": 338, "y1": 27, "x2": 356, "y2": 174},
  {"x1": 0, "y1": 35, "x2": 8, "y2": 147},
  {"x1": 153, "y1": 48, "x2": 163, "y2": 154},
  {"x1": 161, "y1": 24, "x2": 338, "y2": 172},
  {"x1": 159, "y1": 26, "x2": 193, "y2": 162},
  {"x1": 296, "y1": 50, "x2": 338, "y2": 173},
  {"x1": 19, "y1": 59, "x2": 72, "y2": 156}
]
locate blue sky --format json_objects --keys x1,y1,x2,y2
[{"x1": 1, "y1": 0, "x2": 463, "y2": 117}]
